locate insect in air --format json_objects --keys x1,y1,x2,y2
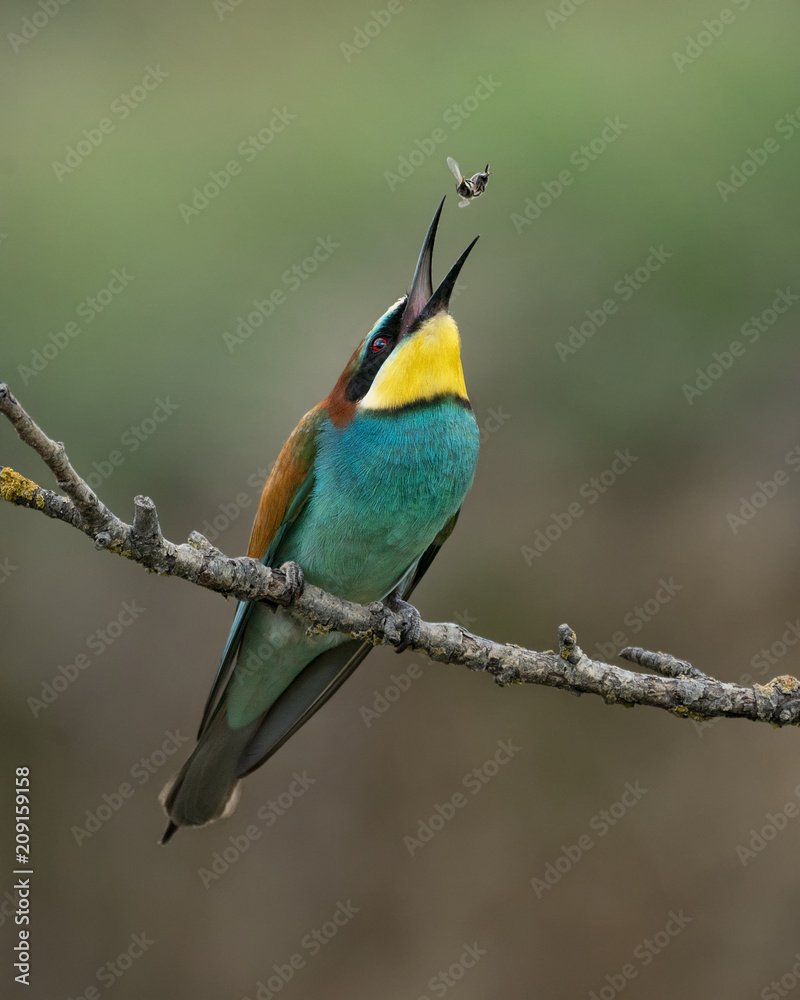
[{"x1": 446, "y1": 157, "x2": 492, "y2": 207}]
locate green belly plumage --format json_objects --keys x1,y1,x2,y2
[{"x1": 226, "y1": 399, "x2": 479, "y2": 728}]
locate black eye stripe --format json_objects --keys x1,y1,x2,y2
[
  {"x1": 346, "y1": 344, "x2": 393, "y2": 401},
  {"x1": 345, "y1": 300, "x2": 405, "y2": 402}
]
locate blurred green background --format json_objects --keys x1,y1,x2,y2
[{"x1": 2, "y1": 0, "x2": 800, "y2": 996}]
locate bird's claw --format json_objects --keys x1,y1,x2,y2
[
  {"x1": 278, "y1": 561, "x2": 305, "y2": 604},
  {"x1": 386, "y1": 592, "x2": 422, "y2": 654}
]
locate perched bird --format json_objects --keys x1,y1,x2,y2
[{"x1": 160, "y1": 200, "x2": 480, "y2": 842}]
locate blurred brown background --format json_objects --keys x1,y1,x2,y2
[{"x1": 2, "y1": 0, "x2": 800, "y2": 997}]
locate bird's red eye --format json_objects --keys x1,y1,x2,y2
[{"x1": 371, "y1": 337, "x2": 387, "y2": 353}]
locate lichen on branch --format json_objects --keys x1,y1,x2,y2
[{"x1": 2, "y1": 380, "x2": 800, "y2": 730}]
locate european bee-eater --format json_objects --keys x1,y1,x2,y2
[{"x1": 160, "y1": 200, "x2": 480, "y2": 841}]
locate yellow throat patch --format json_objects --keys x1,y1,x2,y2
[{"x1": 359, "y1": 313, "x2": 469, "y2": 411}]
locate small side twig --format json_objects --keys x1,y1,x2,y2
[{"x1": 3, "y1": 380, "x2": 800, "y2": 732}]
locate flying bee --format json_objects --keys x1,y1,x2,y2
[{"x1": 447, "y1": 157, "x2": 492, "y2": 207}]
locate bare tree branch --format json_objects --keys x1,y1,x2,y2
[{"x1": 3, "y1": 380, "x2": 800, "y2": 729}]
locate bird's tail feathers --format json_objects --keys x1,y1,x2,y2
[{"x1": 158, "y1": 704, "x2": 256, "y2": 844}]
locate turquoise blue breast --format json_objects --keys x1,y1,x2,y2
[
  {"x1": 226, "y1": 397, "x2": 479, "y2": 728},
  {"x1": 279, "y1": 398, "x2": 480, "y2": 604}
]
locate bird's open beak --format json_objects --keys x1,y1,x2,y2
[{"x1": 399, "y1": 198, "x2": 479, "y2": 339}]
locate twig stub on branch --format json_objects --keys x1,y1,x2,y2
[{"x1": 2, "y1": 380, "x2": 800, "y2": 731}]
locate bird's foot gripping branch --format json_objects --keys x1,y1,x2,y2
[{"x1": 3, "y1": 380, "x2": 800, "y2": 729}]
